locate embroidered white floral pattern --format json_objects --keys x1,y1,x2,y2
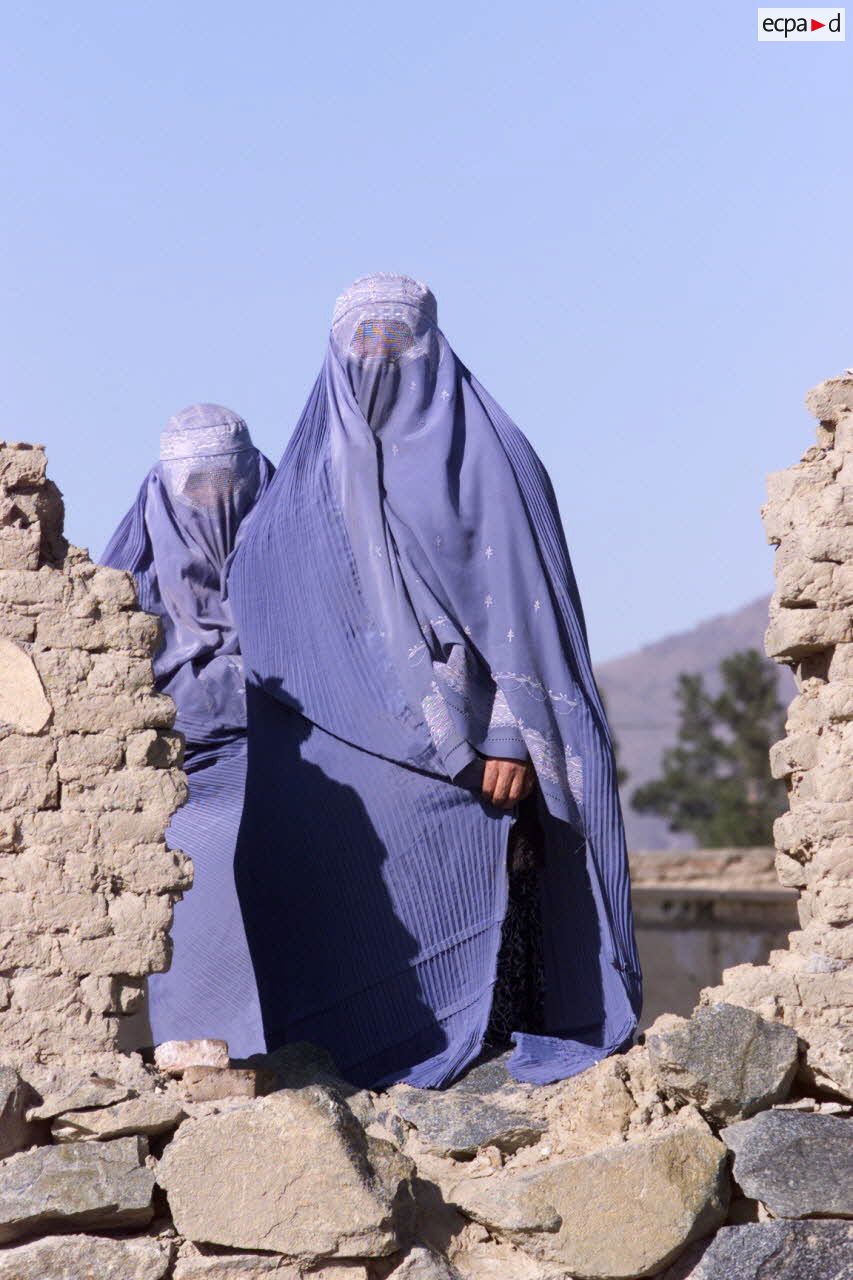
[
  {"x1": 422, "y1": 682, "x2": 453, "y2": 749},
  {"x1": 488, "y1": 688, "x2": 517, "y2": 731},
  {"x1": 493, "y1": 671, "x2": 577, "y2": 714},
  {"x1": 565, "y1": 746, "x2": 584, "y2": 807},
  {"x1": 434, "y1": 645, "x2": 469, "y2": 698},
  {"x1": 519, "y1": 723, "x2": 561, "y2": 786}
]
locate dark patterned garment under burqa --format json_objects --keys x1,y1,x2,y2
[{"x1": 485, "y1": 799, "x2": 547, "y2": 1048}]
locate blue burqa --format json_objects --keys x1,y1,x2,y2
[
  {"x1": 230, "y1": 276, "x2": 641, "y2": 1087},
  {"x1": 102, "y1": 404, "x2": 274, "y2": 1057}
]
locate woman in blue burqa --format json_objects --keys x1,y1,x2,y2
[
  {"x1": 102, "y1": 404, "x2": 274, "y2": 1057},
  {"x1": 230, "y1": 275, "x2": 641, "y2": 1087}
]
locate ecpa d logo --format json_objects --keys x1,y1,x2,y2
[{"x1": 757, "y1": 8, "x2": 845, "y2": 39}]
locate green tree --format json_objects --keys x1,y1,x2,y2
[{"x1": 631, "y1": 649, "x2": 787, "y2": 846}]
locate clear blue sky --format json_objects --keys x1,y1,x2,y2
[{"x1": 2, "y1": 1, "x2": 850, "y2": 661}]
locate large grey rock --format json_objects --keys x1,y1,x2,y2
[
  {"x1": 0, "y1": 1134, "x2": 154, "y2": 1242},
  {"x1": 450, "y1": 1128, "x2": 730, "y2": 1278},
  {"x1": 0, "y1": 1232, "x2": 172, "y2": 1279},
  {"x1": 647, "y1": 1003, "x2": 798, "y2": 1121},
  {"x1": 51, "y1": 1093, "x2": 186, "y2": 1141},
  {"x1": 158, "y1": 1087, "x2": 413, "y2": 1260},
  {"x1": 390, "y1": 1083, "x2": 544, "y2": 1158},
  {"x1": 0, "y1": 1069, "x2": 37, "y2": 1159},
  {"x1": 661, "y1": 1220, "x2": 853, "y2": 1279},
  {"x1": 722, "y1": 1111, "x2": 853, "y2": 1219}
]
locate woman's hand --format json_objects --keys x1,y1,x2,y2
[{"x1": 482, "y1": 758, "x2": 535, "y2": 810}]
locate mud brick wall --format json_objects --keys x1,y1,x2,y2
[
  {"x1": 704, "y1": 375, "x2": 853, "y2": 1099},
  {"x1": 0, "y1": 443, "x2": 189, "y2": 1065}
]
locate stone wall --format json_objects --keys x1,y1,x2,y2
[
  {"x1": 703, "y1": 376, "x2": 853, "y2": 1100},
  {"x1": 0, "y1": 443, "x2": 189, "y2": 1066}
]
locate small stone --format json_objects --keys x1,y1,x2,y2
[
  {"x1": 453, "y1": 1051, "x2": 515, "y2": 1095},
  {"x1": 0, "y1": 637, "x2": 51, "y2": 733},
  {"x1": 240, "y1": 1040, "x2": 378, "y2": 1123},
  {"x1": 818, "y1": 1101, "x2": 852, "y2": 1116},
  {"x1": 126, "y1": 728, "x2": 184, "y2": 769},
  {"x1": 180, "y1": 1066, "x2": 276, "y2": 1102},
  {"x1": 173, "y1": 1250, "x2": 295, "y2": 1278},
  {"x1": 660, "y1": 1220, "x2": 853, "y2": 1279},
  {"x1": 450, "y1": 1127, "x2": 730, "y2": 1278},
  {"x1": 56, "y1": 731, "x2": 123, "y2": 780},
  {"x1": 157, "y1": 1087, "x2": 414, "y2": 1261},
  {"x1": 240, "y1": 1039, "x2": 352, "y2": 1093},
  {"x1": 797, "y1": 1022, "x2": 853, "y2": 1102},
  {"x1": 0, "y1": 1069, "x2": 37, "y2": 1160},
  {"x1": 88, "y1": 565, "x2": 139, "y2": 607},
  {"x1": 0, "y1": 1232, "x2": 172, "y2": 1279},
  {"x1": 173, "y1": 1245, "x2": 368, "y2": 1278},
  {"x1": 0, "y1": 1134, "x2": 154, "y2": 1243},
  {"x1": 51, "y1": 1094, "x2": 186, "y2": 1141},
  {"x1": 154, "y1": 1039, "x2": 229, "y2": 1076},
  {"x1": 806, "y1": 375, "x2": 853, "y2": 423},
  {"x1": 0, "y1": 444, "x2": 47, "y2": 488},
  {"x1": 544, "y1": 1054, "x2": 635, "y2": 1155},
  {"x1": 308, "y1": 1269, "x2": 371, "y2": 1279},
  {"x1": 450, "y1": 1174, "x2": 561, "y2": 1235},
  {"x1": 647, "y1": 1003, "x2": 799, "y2": 1121},
  {"x1": 390, "y1": 1083, "x2": 545, "y2": 1158},
  {"x1": 721, "y1": 1111, "x2": 853, "y2": 1219},
  {"x1": 388, "y1": 1246, "x2": 462, "y2": 1278},
  {"x1": 27, "y1": 1071, "x2": 135, "y2": 1121}
]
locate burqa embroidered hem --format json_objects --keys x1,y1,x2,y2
[
  {"x1": 230, "y1": 276, "x2": 642, "y2": 1087},
  {"x1": 102, "y1": 403, "x2": 274, "y2": 1058}
]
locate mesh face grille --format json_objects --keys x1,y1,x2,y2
[
  {"x1": 182, "y1": 466, "x2": 242, "y2": 507},
  {"x1": 350, "y1": 317, "x2": 415, "y2": 361},
  {"x1": 162, "y1": 460, "x2": 253, "y2": 512}
]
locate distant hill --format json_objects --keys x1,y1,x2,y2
[{"x1": 594, "y1": 596, "x2": 795, "y2": 852}]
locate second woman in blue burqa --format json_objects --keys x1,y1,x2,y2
[{"x1": 102, "y1": 404, "x2": 274, "y2": 1058}]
